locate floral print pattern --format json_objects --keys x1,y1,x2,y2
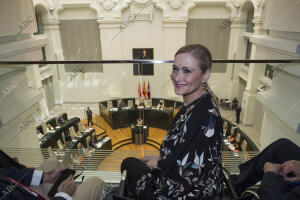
[{"x1": 136, "y1": 92, "x2": 223, "y2": 199}]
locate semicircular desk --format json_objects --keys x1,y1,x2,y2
[
  {"x1": 99, "y1": 98, "x2": 259, "y2": 151},
  {"x1": 99, "y1": 98, "x2": 184, "y2": 130}
]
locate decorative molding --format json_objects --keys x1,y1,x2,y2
[
  {"x1": 253, "y1": 0, "x2": 262, "y2": 7},
  {"x1": 133, "y1": 0, "x2": 150, "y2": 5},
  {"x1": 168, "y1": 0, "x2": 184, "y2": 9},
  {"x1": 99, "y1": 0, "x2": 118, "y2": 10},
  {"x1": 57, "y1": 2, "x2": 90, "y2": 8},
  {"x1": 163, "y1": 19, "x2": 188, "y2": 28},
  {"x1": 130, "y1": 4, "x2": 154, "y2": 21},
  {"x1": 230, "y1": 17, "x2": 247, "y2": 26},
  {"x1": 193, "y1": 0, "x2": 227, "y2": 6},
  {"x1": 55, "y1": 2, "x2": 90, "y2": 15},
  {"x1": 231, "y1": 0, "x2": 241, "y2": 8},
  {"x1": 97, "y1": 19, "x2": 123, "y2": 28},
  {"x1": 42, "y1": 19, "x2": 60, "y2": 30}
]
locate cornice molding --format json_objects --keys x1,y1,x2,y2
[
  {"x1": 163, "y1": 19, "x2": 188, "y2": 28},
  {"x1": 193, "y1": 0, "x2": 227, "y2": 6},
  {"x1": 0, "y1": 36, "x2": 47, "y2": 60}
]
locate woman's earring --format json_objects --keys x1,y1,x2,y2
[{"x1": 202, "y1": 82, "x2": 208, "y2": 91}]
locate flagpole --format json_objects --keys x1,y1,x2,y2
[{"x1": 138, "y1": 63, "x2": 142, "y2": 122}]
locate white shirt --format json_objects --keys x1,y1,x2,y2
[{"x1": 32, "y1": 170, "x2": 72, "y2": 200}]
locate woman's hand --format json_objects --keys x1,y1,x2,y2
[
  {"x1": 146, "y1": 159, "x2": 158, "y2": 170},
  {"x1": 141, "y1": 156, "x2": 159, "y2": 169}
]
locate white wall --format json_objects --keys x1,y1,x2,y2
[
  {"x1": 60, "y1": 6, "x2": 186, "y2": 102},
  {"x1": 254, "y1": 34, "x2": 300, "y2": 148},
  {"x1": 0, "y1": 0, "x2": 37, "y2": 37},
  {"x1": 264, "y1": 0, "x2": 300, "y2": 33},
  {"x1": 55, "y1": 0, "x2": 234, "y2": 102}
]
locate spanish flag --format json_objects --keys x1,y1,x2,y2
[
  {"x1": 138, "y1": 82, "x2": 141, "y2": 97},
  {"x1": 142, "y1": 81, "x2": 146, "y2": 97}
]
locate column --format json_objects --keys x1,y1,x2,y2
[
  {"x1": 42, "y1": 19, "x2": 65, "y2": 104},
  {"x1": 227, "y1": 18, "x2": 247, "y2": 99},
  {"x1": 241, "y1": 18, "x2": 266, "y2": 125}
]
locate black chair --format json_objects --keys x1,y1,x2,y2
[
  {"x1": 223, "y1": 167, "x2": 259, "y2": 200},
  {"x1": 113, "y1": 170, "x2": 134, "y2": 200}
]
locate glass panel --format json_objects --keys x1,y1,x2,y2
[{"x1": 0, "y1": 60, "x2": 299, "y2": 198}]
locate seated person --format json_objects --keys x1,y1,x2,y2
[
  {"x1": 157, "y1": 102, "x2": 164, "y2": 109},
  {"x1": 231, "y1": 138, "x2": 300, "y2": 199},
  {"x1": 57, "y1": 115, "x2": 65, "y2": 125},
  {"x1": 233, "y1": 143, "x2": 242, "y2": 151},
  {"x1": 0, "y1": 149, "x2": 26, "y2": 169},
  {"x1": 37, "y1": 130, "x2": 43, "y2": 139},
  {"x1": 64, "y1": 131, "x2": 72, "y2": 141},
  {"x1": 137, "y1": 118, "x2": 143, "y2": 126},
  {"x1": 46, "y1": 124, "x2": 54, "y2": 132},
  {"x1": 118, "y1": 100, "x2": 126, "y2": 109},
  {"x1": 227, "y1": 132, "x2": 237, "y2": 143},
  {"x1": 0, "y1": 156, "x2": 105, "y2": 200},
  {"x1": 139, "y1": 99, "x2": 145, "y2": 107},
  {"x1": 89, "y1": 135, "x2": 98, "y2": 148}
]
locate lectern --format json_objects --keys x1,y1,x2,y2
[{"x1": 131, "y1": 124, "x2": 149, "y2": 145}]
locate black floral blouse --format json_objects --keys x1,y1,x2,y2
[{"x1": 136, "y1": 91, "x2": 223, "y2": 200}]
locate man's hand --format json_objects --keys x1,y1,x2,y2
[
  {"x1": 281, "y1": 160, "x2": 300, "y2": 183},
  {"x1": 57, "y1": 175, "x2": 77, "y2": 196},
  {"x1": 43, "y1": 166, "x2": 67, "y2": 183},
  {"x1": 263, "y1": 162, "x2": 282, "y2": 174}
]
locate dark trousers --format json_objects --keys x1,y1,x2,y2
[
  {"x1": 236, "y1": 110, "x2": 241, "y2": 124},
  {"x1": 87, "y1": 117, "x2": 93, "y2": 126},
  {"x1": 121, "y1": 157, "x2": 154, "y2": 199},
  {"x1": 235, "y1": 138, "x2": 300, "y2": 190}
]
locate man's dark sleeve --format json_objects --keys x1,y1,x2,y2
[
  {"x1": 258, "y1": 172, "x2": 300, "y2": 200},
  {"x1": 0, "y1": 149, "x2": 26, "y2": 169},
  {"x1": 0, "y1": 167, "x2": 34, "y2": 186}
]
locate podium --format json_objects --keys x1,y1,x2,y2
[{"x1": 131, "y1": 125, "x2": 149, "y2": 145}]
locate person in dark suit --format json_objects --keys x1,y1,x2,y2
[
  {"x1": 138, "y1": 49, "x2": 153, "y2": 75},
  {"x1": 57, "y1": 115, "x2": 65, "y2": 125},
  {"x1": 232, "y1": 138, "x2": 300, "y2": 199},
  {"x1": 232, "y1": 97, "x2": 238, "y2": 110},
  {"x1": 0, "y1": 165, "x2": 76, "y2": 200},
  {"x1": 0, "y1": 149, "x2": 25, "y2": 169},
  {"x1": 140, "y1": 49, "x2": 148, "y2": 59},
  {"x1": 236, "y1": 103, "x2": 241, "y2": 124},
  {"x1": 118, "y1": 101, "x2": 126, "y2": 109},
  {"x1": 86, "y1": 107, "x2": 93, "y2": 126}
]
